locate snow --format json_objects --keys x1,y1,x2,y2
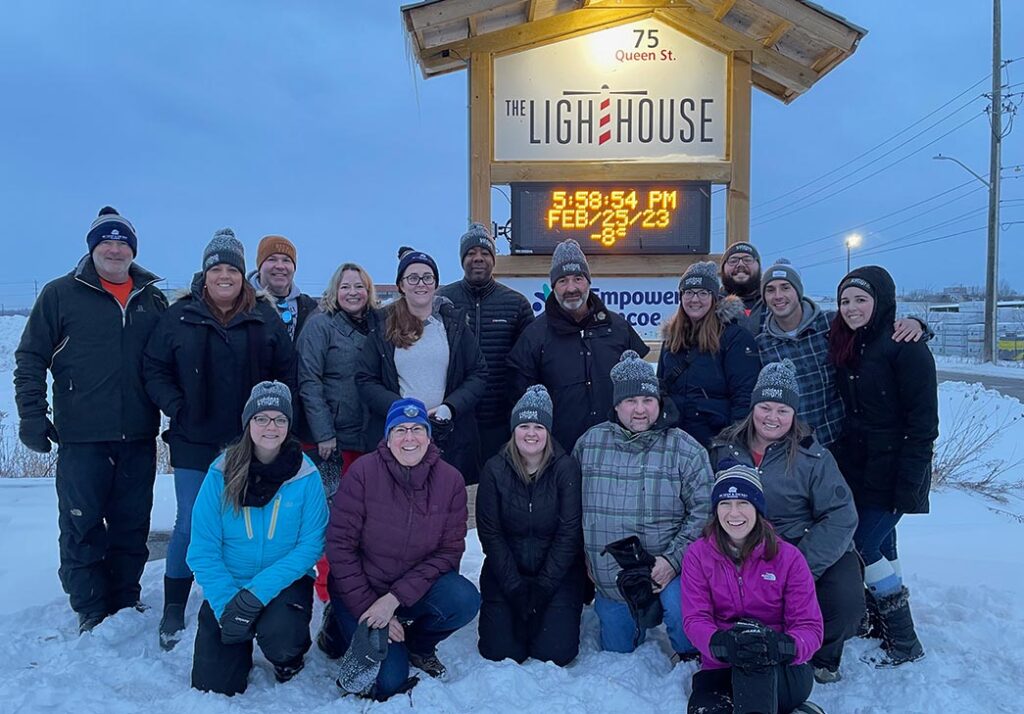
[{"x1": 935, "y1": 355, "x2": 1024, "y2": 379}]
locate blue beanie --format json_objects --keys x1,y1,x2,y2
[
  {"x1": 712, "y1": 463, "x2": 766, "y2": 516},
  {"x1": 384, "y1": 398, "x2": 431, "y2": 438},
  {"x1": 86, "y1": 206, "x2": 137, "y2": 257},
  {"x1": 396, "y1": 246, "x2": 439, "y2": 287}
]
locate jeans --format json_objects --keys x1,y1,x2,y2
[
  {"x1": 331, "y1": 571, "x2": 480, "y2": 700},
  {"x1": 166, "y1": 467, "x2": 206, "y2": 579},
  {"x1": 854, "y1": 506, "x2": 902, "y2": 566},
  {"x1": 593, "y1": 575, "x2": 695, "y2": 654}
]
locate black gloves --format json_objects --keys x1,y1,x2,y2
[
  {"x1": 219, "y1": 589, "x2": 264, "y2": 645},
  {"x1": 711, "y1": 620, "x2": 796, "y2": 667},
  {"x1": 710, "y1": 627, "x2": 745, "y2": 664},
  {"x1": 19, "y1": 416, "x2": 59, "y2": 454}
]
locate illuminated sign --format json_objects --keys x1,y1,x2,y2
[{"x1": 511, "y1": 182, "x2": 710, "y2": 255}]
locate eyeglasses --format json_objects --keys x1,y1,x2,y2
[
  {"x1": 402, "y1": 274, "x2": 436, "y2": 286},
  {"x1": 275, "y1": 298, "x2": 294, "y2": 324},
  {"x1": 391, "y1": 425, "x2": 428, "y2": 438},
  {"x1": 252, "y1": 415, "x2": 289, "y2": 428},
  {"x1": 682, "y1": 289, "x2": 713, "y2": 300},
  {"x1": 725, "y1": 256, "x2": 756, "y2": 267}
]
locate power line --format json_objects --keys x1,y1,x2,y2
[{"x1": 802, "y1": 226, "x2": 987, "y2": 269}]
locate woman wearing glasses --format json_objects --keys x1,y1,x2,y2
[
  {"x1": 657, "y1": 261, "x2": 761, "y2": 448},
  {"x1": 187, "y1": 382, "x2": 328, "y2": 696},
  {"x1": 356, "y1": 248, "x2": 488, "y2": 485}
]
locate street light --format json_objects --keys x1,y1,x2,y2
[{"x1": 845, "y1": 233, "x2": 862, "y2": 274}]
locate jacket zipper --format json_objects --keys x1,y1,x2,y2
[
  {"x1": 243, "y1": 507, "x2": 254, "y2": 539},
  {"x1": 267, "y1": 496, "x2": 281, "y2": 540}
]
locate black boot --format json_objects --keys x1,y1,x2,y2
[
  {"x1": 857, "y1": 588, "x2": 883, "y2": 641},
  {"x1": 159, "y1": 575, "x2": 193, "y2": 651},
  {"x1": 317, "y1": 602, "x2": 346, "y2": 659},
  {"x1": 868, "y1": 586, "x2": 925, "y2": 667}
]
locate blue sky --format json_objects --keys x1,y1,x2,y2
[{"x1": 0, "y1": 0, "x2": 1021, "y2": 306}]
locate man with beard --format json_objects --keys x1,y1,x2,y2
[
  {"x1": 438, "y1": 223, "x2": 535, "y2": 463},
  {"x1": 719, "y1": 242, "x2": 765, "y2": 334},
  {"x1": 508, "y1": 239, "x2": 648, "y2": 453}
]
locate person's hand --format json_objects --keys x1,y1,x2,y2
[
  {"x1": 317, "y1": 438, "x2": 337, "y2": 461},
  {"x1": 735, "y1": 624, "x2": 796, "y2": 667},
  {"x1": 360, "y1": 592, "x2": 399, "y2": 629},
  {"x1": 387, "y1": 617, "x2": 405, "y2": 643},
  {"x1": 428, "y1": 404, "x2": 452, "y2": 422},
  {"x1": 19, "y1": 416, "x2": 58, "y2": 454},
  {"x1": 892, "y1": 318, "x2": 924, "y2": 343},
  {"x1": 650, "y1": 556, "x2": 675, "y2": 593},
  {"x1": 219, "y1": 589, "x2": 264, "y2": 644}
]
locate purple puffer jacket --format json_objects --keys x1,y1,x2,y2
[
  {"x1": 326, "y1": 441, "x2": 468, "y2": 617},
  {"x1": 682, "y1": 534, "x2": 823, "y2": 670}
]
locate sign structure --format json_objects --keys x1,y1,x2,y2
[{"x1": 494, "y1": 18, "x2": 728, "y2": 162}]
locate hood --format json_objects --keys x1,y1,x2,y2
[
  {"x1": 715, "y1": 294, "x2": 745, "y2": 325},
  {"x1": 838, "y1": 265, "x2": 896, "y2": 336}
]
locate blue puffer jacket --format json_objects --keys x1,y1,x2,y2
[{"x1": 187, "y1": 452, "x2": 329, "y2": 619}]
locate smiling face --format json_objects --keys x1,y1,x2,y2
[
  {"x1": 681, "y1": 289, "x2": 714, "y2": 320},
  {"x1": 764, "y1": 280, "x2": 800, "y2": 321},
  {"x1": 249, "y1": 410, "x2": 288, "y2": 453},
  {"x1": 718, "y1": 499, "x2": 757, "y2": 545},
  {"x1": 400, "y1": 263, "x2": 436, "y2": 311},
  {"x1": 205, "y1": 263, "x2": 243, "y2": 305},
  {"x1": 553, "y1": 274, "x2": 590, "y2": 313},
  {"x1": 721, "y1": 254, "x2": 760, "y2": 290},
  {"x1": 387, "y1": 422, "x2": 430, "y2": 466},
  {"x1": 840, "y1": 286, "x2": 875, "y2": 330},
  {"x1": 462, "y1": 246, "x2": 494, "y2": 285},
  {"x1": 752, "y1": 401, "x2": 795, "y2": 444},
  {"x1": 514, "y1": 422, "x2": 548, "y2": 459},
  {"x1": 259, "y1": 253, "x2": 295, "y2": 298},
  {"x1": 615, "y1": 395, "x2": 660, "y2": 433},
  {"x1": 92, "y1": 239, "x2": 134, "y2": 282},
  {"x1": 336, "y1": 269, "x2": 369, "y2": 316}
]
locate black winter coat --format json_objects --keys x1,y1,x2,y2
[
  {"x1": 507, "y1": 292, "x2": 648, "y2": 453},
  {"x1": 14, "y1": 256, "x2": 167, "y2": 443},
  {"x1": 143, "y1": 274, "x2": 296, "y2": 471},
  {"x1": 832, "y1": 266, "x2": 939, "y2": 514},
  {"x1": 355, "y1": 300, "x2": 489, "y2": 485},
  {"x1": 475, "y1": 443, "x2": 583, "y2": 600},
  {"x1": 436, "y1": 278, "x2": 534, "y2": 426}
]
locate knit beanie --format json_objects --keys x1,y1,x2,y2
[
  {"x1": 510, "y1": 385, "x2": 553, "y2": 432},
  {"x1": 203, "y1": 228, "x2": 246, "y2": 274},
  {"x1": 241, "y1": 380, "x2": 293, "y2": 428},
  {"x1": 611, "y1": 350, "x2": 660, "y2": 406},
  {"x1": 86, "y1": 206, "x2": 137, "y2": 256},
  {"x1": 257, "y1": 235, "x2": 297, "y2": 269},
  {"x1": 751, "y1": 359, "x2": 800, "y2": 412},
  {"x1": 384, "y1": 397, "x2": 431, "y2": 437},
  {"x1": 396, "y1": 246, "x2": 440, "y2": 287},
  {"x1": 712, "y1": 463, "x2": 766, "y2": 516},
  {"x1": 761, "y1": 258, "x2": 804, "y2": 301},
  {"x1": 549, "y1": 239, "x2": 591, "y2": 284},
  {"x1": 459, "y1": 222, "x2": 496, "y2": 261},
  {"x1": 722, "y1": 241, "x2": 760, "y2": 265},
  {"x1": 679, "y1": 260, "x2": 720, "y2": 294}
]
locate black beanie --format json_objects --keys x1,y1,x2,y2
[
  {"x1": 86, "y1": 206, "x2": 138, "y2": 256},
  {"x1": 396, "y1": 247, "x2": 439, "y2": 287}
]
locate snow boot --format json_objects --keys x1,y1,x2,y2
[
  {"x1": 813, "y1": 665, "x2": 841, "y2": 684},
  {"x1": 274, "y1": 656, "x2": 305, "y2": 683},
  {"x1": 408, "y1": 649, "x2": 447, "y2": 679},
  {"x1": 857, "y1": 588, "x2": 883, "y2": 640},
  {"x1": 317, "y1": 602, "x2": 346, "y2": 659},
  {"x1": 336, "y1": 621, "x2": 388, "y2": 696},
  {"x1": 866, "y1": 586, "x2": 925, "y2": 667},
  {"x1": 793, "y1": 702, "x2": 827, "y2": 714},
  {"x1": 78, "y1": 612, "x2": 106, "y2": 634},
  {"x1": 159, "y1": 575, "x2": 193, "y2": 651}
]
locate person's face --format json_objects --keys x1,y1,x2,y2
[
  {"x1": 400, "y1": 264, "x2": 436, "y2": 309},
  {"x1": 553, "y1": 274, "x2": 590, "y2": 312},
  {"x1": 92, "y1": 239, "x2": 133, "y2": 279},
  {"x1": 721, "y1": 254, "x2": 760, "y2": 286},
  {"x1": 387, "y1": 422, "x2": 430, "y2": 466},
  {"x1": 615, "y1": 396, "x2": 660, "y2": 433},
  {"x1": 764, "y1": 280, "x2": 799, "y2": 321},
  {"x1": 205, "y1": 264, "x2": 243, "y2": 303},
  {"x1": 336, "y1": 269, "x2": 369, "y2": 316},
  {"x1": 718, "y1": 500, "x2": 757, "y2": 543},
  {"x1": 514, "y1": 422, "x2": 548, "y2": 459},
  {"x1": 249, "y1": 410, "x2": 289, "y2": 452},
  {"x1": 840, "y1": 287, "x2": 875, "y2": 330},
  {"x1": 259, "y1": 253, "x2": 295, "y2": 297},
  {"x1": 681, "y1": 289, "x2": 714, "y2": 321},
  {"x1": 462, "y1": 247, "x2": 495, "y2": 285},
  {"x1": 752, "y1": 401, "x2": 795, "y2": 443}
]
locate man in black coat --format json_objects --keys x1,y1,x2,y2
[
  {"x1": 438, "y1": 223, "x2": 534, "y2": 463},
  {"x1": 14, "y1": 207, "x2": 168, "y2": 633},
  {"x1": 720, "y1": 241, "x2": 766, "y2": 335},
  {"x1": 507, "y1": 239, "x2": 648, "y2": 452}
]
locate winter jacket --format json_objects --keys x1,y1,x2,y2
[
  {"x1": 186, "y1": 452, "x2": 328, "y2": 619},
  {"x1": 682, "y1": 536, "x2": 824, "y2": 670},
  {"x1": 297, "y1": 307, "x2": 378, "y2": 452},
  {"x1": 573, "y1": 400, "x2": 713, "y2": 601},
  {"x1": 326, "y1": 442, "x2": 468, "y2": 618},
  {"x1": 437, "y1": 278, "x2": 535, "y2": 426},
  {"x1": 247, "y1": 272, "x2": 318, "y2": 341},
  {"x1": 710, "y1": 436, "x2": 858, "y2": 579},
  {"x1": 832, "y1": 267, "x2": 939, "y2": 515},
  {"x1": 508, "y1": 292, "x2": 649, "y2": 453},
  {"x1": 724, "y1": 289, "x2": 766, "y2": 336},
  {"x1": 142, "y1": 273, "x2": 296, "y2": 471},
  {"x1": 14, "y1": 255, "x2": 167, "y2": 443},
  {"x1": 476, "y1": 442, "x2": 583, "y2": 600},
  {"x1": 355, "y1": 299, "x2": 488, "y2": 484},
  {"x1": 657, "y1": 297, "x2": 761, "y2": 447}
]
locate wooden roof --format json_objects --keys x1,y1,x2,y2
[{"x1": 401, "y1": 0, "x2": 866, "y2": 103}]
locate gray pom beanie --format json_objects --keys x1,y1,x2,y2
[
  {"x1": 680, "y1": 260, "x2": 720, "y2": 294},
  {"x1": 549, "y1": 239, "x2": 591, "y2": 284},
  {"x1": 510, "y1": 384, "x2": 553, "y2": 432},
  {"x1": 241, "y1": 380, "x2": 293, "y2": 428},
  {"x1": 761, "y1": 258, "x2": 804, "y2": 301},
  {"x1": 460, "y1": 222, "x2": 496, "y2": 260},
  {"x1": 203, "y1": 228, "x2": 246, "y2": 274},
  {"x1": 611, "y1": 349, "x2": 660, "y2": 406},
  {"x1": 751, "y1": 359, "x2": 800, "y2": 412}
]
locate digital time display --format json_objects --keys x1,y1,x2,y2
[{"x1": 510, "y1": 181, "x2": 710, "y2": 255}]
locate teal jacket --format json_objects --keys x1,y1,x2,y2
[{"x1": 187, "y1": 452, "x2": 328, "y2": 619}]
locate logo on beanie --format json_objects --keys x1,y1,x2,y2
[
  {"x1": 760, "y1": 387, "x2": 784, "y2": 400},
  {"x1": 204, "y1": 254, "x2": 220, "y2": 268},
  {"x1": 728, "y1": 486, "x2": 737, "y2": 495},
  {"x1": 256, "y1": 397, "x2": 278, "y2": 407},
  {"x1": 683, "y1": 277, "x2": 702, "y2": 287},
  {"x1": 846, "y1": 278, "x2": 871, "y2": 291},
  {"x1": 722, "y1": 485, "x2": 749, "y2": 500},
  {"x1": 771, "y1": 270, "x2": 787, "y2": 279},
  {"x1": 518, "y1": 409, "x2": 539, "y2": 421},
  {"x1": 403, "y1": 405, "x2": 420, "y2": 418},
  {"x1": 641, "y1": 383, "x2": 658, "y2": 394},
  {"x1": 561, "y1": 262, "x2": 582, "y2": 273}
]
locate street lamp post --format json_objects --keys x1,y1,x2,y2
[{"x1": 845, "y1": 233, "x2": 862, "y2": 274}]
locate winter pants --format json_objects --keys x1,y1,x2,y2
[
  {"x1": 687, "y1": 664, "x2": 814, "y2": 714},
  {"x1": 854, "y1": 506, "x2": 903, "y2": 597},
  {"x1": 811, "y1": 549, "x2": 865, "y2": 670},
  {"x1": 55, "y1": 440, "x2": 156, "y2": 617},
  {"x1": 165, "y1": 467, "x2": 206, "y2": 579},
  {"x1": 593, "y1": 575, "x2": 696, "y2": 654},
  {"x1": 191, "y1": 576, "x2": 314, "y2": 696},
  {"x1": 331, "y1": 571, "x2": 480, "y2": 700}
]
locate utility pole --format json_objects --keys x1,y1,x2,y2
[{"x1": 984, "y1": 0, "x2": 1002, "y2": 363}]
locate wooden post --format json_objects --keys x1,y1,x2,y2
[
  {"x1": 468, "y1": 52, "x2": 492, "y2": 228},
  {"x1": 726, "y1": 50, "x2": 752, "y2": 247}
]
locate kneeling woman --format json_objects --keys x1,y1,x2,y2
[
  {"x1": 186, "y1": 382, "x2": 328, "y2": 696},
  {"x1": 327, "y1": 398, "x2": 480, "y2": 701},
  {"x1": 682, "y1": 466, "x2": 824, "y2": 714},
  {"x1": 477, "y1": 385, "x2": 584, "y2": 666}
]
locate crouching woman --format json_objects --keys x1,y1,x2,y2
[
  {"x1": 682, "y1": 465, "x2": 824, "y2": 714},
  {"x1": 186, "y1": 381, "x2": 328, "y2": 696}
]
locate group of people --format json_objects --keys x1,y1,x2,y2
[{"x1": 13, "y1": 207, "x2": 938, "y2": 712}]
